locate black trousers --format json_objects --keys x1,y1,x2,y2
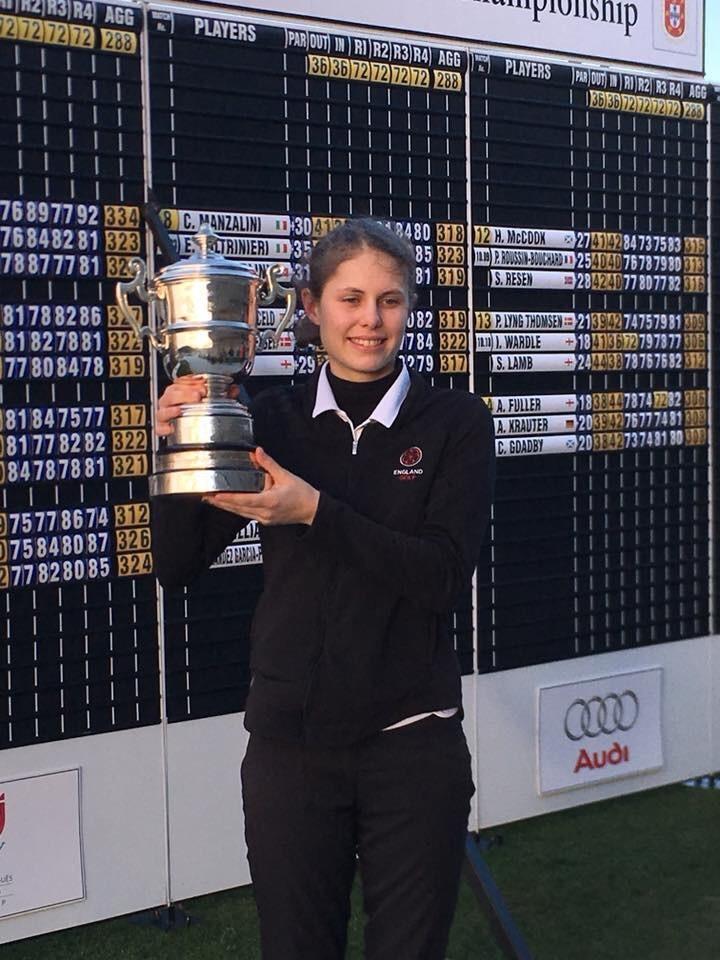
[{"x1": 241, "y1": 714, "x2": 474, "y2": 960}]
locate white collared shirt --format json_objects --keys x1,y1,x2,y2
[
  {"x1": 312, "y1": 361, "x2": 458, "y2": 732},
  {"x1": 312, "y1": 360, "x2": 411, "y2": 426}
]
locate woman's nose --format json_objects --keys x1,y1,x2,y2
[{"x1": 358, "y1": 303, "x2": 383, "y2": 327}]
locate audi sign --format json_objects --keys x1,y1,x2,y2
[{"x1": 537, "y1": 668, "x2": 663, "y2": 794}]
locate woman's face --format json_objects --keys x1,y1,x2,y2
[{"x1": 301, "y1": 246, "x2": 410, "y2": 382}]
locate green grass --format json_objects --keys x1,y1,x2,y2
[
  {"x1": 4, "y1": 784, "x2": 719, "y2": 959},
  {"x1": 482, "y1": 783, "x2": 720, "y2": 960}
]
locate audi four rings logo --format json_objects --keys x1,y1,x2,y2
[{"x1": 564, "y1": 691, "x2": 639, "y2": 741}]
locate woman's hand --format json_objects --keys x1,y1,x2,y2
[
  {"x1": 156, "y1": 380, "x2": 318, "y2": 525},
  {"x1": 155, "y1": 375, "x2": 239, "y2": 437},
  {"x1": 204, "y1": 447, "x2": 320, "y2": 527}
]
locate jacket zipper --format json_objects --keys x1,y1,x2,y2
[{"x1": 336, "y1": 411, "x2": 371, "y2": 456}]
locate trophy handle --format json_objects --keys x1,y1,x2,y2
[
  {"x1": 258, "y1": 264, "x2": 297, "y2": 346},
  {"x1": 115, "y1": 258, "x2": 169, "y2": 353}
]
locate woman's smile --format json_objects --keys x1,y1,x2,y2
[{"x1": 347, "y1": 336, "x2": 387, "y2": 348}]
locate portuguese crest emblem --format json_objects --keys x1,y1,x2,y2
[{"x1": 664, "y1": 0, "x2": 685, "y2": 39}]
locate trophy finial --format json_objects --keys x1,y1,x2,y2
[{"x1": 193, "y1": 223, "x2": 218, "y2": 258}]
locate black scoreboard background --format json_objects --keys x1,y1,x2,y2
[
  {"x1": 0, "y1": 0, "x2": 716, "y2": 746},
  {"x1": 472, "y1": 57, "x2": 712, "y2": 671}
]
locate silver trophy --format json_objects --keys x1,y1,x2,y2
[{"x1": 115, "y1": 224, "x2": 296, "y2": 496}]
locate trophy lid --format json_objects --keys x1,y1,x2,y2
[{"x1": 155, "y1": 224, "x2": 259, "y2": 283}]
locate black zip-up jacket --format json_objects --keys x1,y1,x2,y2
[{"x1": 152, "y1": 369, "x2": 495, "y2": 746}]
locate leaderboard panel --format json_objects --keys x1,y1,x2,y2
[
  {"x1": 0, "y1": 0, "x2": 159, "y2": 749},
  {"x1": 1, "y1": 0, "x2": 717, "y2": 743},
  {"x1": 471, "y1": 54, "x2": 712, "y2": 671},
  {"x1": 147, "y1": 6, "x2": 476, "y2": 720}
]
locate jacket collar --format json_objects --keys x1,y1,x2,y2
[{"x1": 311, "y1": 362, "x2": 411, "y2": 428}]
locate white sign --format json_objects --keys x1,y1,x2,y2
[
  {"x1": 537, "y1": 668, "x2": 663, "y2": 794},
  {"x1": 221, "y1": 0, "x2": 704, "y2": 74},
  {"x1": 0, "y1": 770, "x2": 84, "y2": 919}
]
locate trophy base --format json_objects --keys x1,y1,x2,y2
[{"x1": 150, "y1": 449, "x2": 265, "y2": 496}]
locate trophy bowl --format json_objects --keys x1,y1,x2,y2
[
  {"x1": 115, "y1": 225, "x2": 296, "y2": 496},
  {"x1": 160, "y1": 321, "x2": 254, "y2": 379}
]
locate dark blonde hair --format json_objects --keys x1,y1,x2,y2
[{"x1": 307, "y1": 218, "x2": 416, "y2": 302}]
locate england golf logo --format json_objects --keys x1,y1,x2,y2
[
  {"x1": 394, "y1": 447, "x2": 424, "y2": 480},
  {"x1": 399, "y1": 447, "x2": 423, "y2": 467}
]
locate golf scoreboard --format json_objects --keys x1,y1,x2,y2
[{"x1": 0, "y1": 0, "x2": 716, "y2": 746}]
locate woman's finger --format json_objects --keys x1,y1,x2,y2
[
  {"x1": 159, "y1": 384, "x2": 205, "y2": 407},
  {"x1": 156, "y1": 377, "x2": 242, "y2": 437}
]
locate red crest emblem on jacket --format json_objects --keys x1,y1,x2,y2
[
  {"x1": 0, "y1": 794, "x2": 5, "y2": 836},
  {"x1": 664, "y1": 0, "x2": 685, "y2": 38},
  {"x1": 400, "y1": 447, "x2": 423, "y2": 467}
]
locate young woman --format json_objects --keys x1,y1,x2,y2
[{"x1": 152, "y1": 219, "x2": 495, "y2": 960}]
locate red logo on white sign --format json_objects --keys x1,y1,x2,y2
[{"x1": 664, "y1": 0, "x2": 685, "y2": 38}]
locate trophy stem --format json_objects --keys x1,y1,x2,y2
[{"x1": 203, "y1": 373, "x2": 234, "y2": 400}]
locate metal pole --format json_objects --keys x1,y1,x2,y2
[{"x1": 463, "y1": 833, "x2": 534, "y2": 960}]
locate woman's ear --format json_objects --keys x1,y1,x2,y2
[{"x1": 301, "y1": 287, "x2": 320, "y2": 326}]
